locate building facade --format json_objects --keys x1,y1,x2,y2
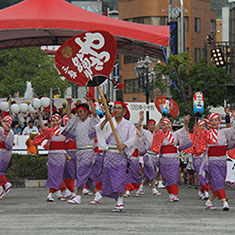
[{"x1": 118, "y1": 0, "x2": 216, "y2": 102}]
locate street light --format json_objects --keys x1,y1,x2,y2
[
  {"x1": 133, "y1": 56, "x2": 154, "y2": 122},
  {"x1": 211, "y1": 47, "x2": 226, "y2": 67}
]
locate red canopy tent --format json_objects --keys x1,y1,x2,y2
[{"x1": 0, "y1": 0, "x2": 169, "y2": 59}]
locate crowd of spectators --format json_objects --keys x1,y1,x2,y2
[{"x1": 1, "y1": 99, "x2": 68, "y2": 136}]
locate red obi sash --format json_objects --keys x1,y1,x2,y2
[
  {"x1": 0, "y1": 141, "x2": 6, "y2": 149},
  {"x1": 132, "y1": 149, "x2": 139, "y2": 158},
  {"x1": 49, "y1": 141, "x2": 65, "y2": 150},
  {"x1": 65, "y1": 141, "x2": 76, "y2": 150},
  {"x1": 208, "y1": 145, "x2": 227, "y2": 157},
  {"x1": 161, "y1": 145, "x2": 177, "y2": 154}
]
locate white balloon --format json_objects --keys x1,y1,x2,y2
[
  {"x1": 0, "y1": 102, "x2": 9, "y2": 111},
  {"x1": 32, "y1": 98, "x2": 41, "y2": 109},
  {"x1": 40, "y1": 97, "x2": 50, "y2": 108},
  {"x1": 28, "y1": 104, "x2": 36, "y2": 113},
  {"x1": 11, "y1": 104, "x2": 20, "y2": 113},
  {"x1": 19, "y1": 103, "x2": 29, "y2": 113}
]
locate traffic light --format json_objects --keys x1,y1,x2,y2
[
  {"x1": 168, "y1": 21, "x2": 178, "y2": 55},
  {"x1": 211, "y1": 47, "x2": 226, "y2": 67}
]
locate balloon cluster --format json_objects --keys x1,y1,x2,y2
[{"x1": 0, "y1": 97, "x2": 50, "y2": 113}]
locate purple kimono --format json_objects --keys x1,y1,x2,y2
[
  {"x1": 45, "y1": 128, "x2": 67, "y2": 190},
  {"x1": 0, "y1": 127, "x2": 14, "y2": 184},
  {"x1": 204, "y1": 126, "x2": 235, "y2": 193},
  {"x1": 62, "y1": 115, "x2": 100, "y2": 188},
  {"x1": 96, "y1": 117, "x2": 136, "y2": 199},
  {"x1": 159, "y1": 127, "x2": 192, "y2": 186},
  {"x1": 141, "y1": 129, "x2": 159, "y2": 181}
]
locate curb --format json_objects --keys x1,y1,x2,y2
[{"x1": 10, "y1": 180, "x2": 47, "y2": 188}]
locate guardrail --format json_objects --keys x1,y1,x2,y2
[{"x1": 13, "y1": 135, "x2": 48, "y2": 155}]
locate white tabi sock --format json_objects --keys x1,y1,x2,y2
[
  {"x1": 117, "y1": 196, "x2": 123, "y2": 206},
  {"x1": 94, "y1": 192, "x2": 102, "y2": 201}
]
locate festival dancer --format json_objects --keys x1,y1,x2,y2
[
  {"x1": 0, "y1": 116, "x2": 14, "y2": 199},
  {"x1": 195, "y1": 113, "x2": 235, "y2": 211},
  {"x1": 136, "y1": 111, "x2": 161, "y2": 196},
  {"x1": 193, "y1": 120, "x2": 209, "y2": 200},
  {"x1": 62, "y1": 93, "x2": 102, "y2": 205},
  {"x1": 124, "y1": 127, "x2": 144, "y2": 197},
  {"x1": 96, "y1": 100, "x2": 136, "y2": 212},
  {"x1": 33, "y1": 112, "x2": 72, "y2": 202},
  {"x1": 151, "y1": 115, "x2": 192, "y2": 202},
  {"x1": 183, "y1": 131, "x2": 196, "y2": 188},
  {"x1": 59, "y1": 115, "x2": 77, "y2": 199},
  {"x1": 89, "y1": 136, "x2": 104, "y2": 201}
]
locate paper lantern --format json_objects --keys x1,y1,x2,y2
[
  {"x1": 0, "y1": 102, "x2": 9, "y2": 111},
  {"x1": 32, "y1": 98, "x2": 41, "y2": 109},
  {"x1": 29, "y1": 104, "x2": 36, "y2": 113},
  {"x1": 19, "y1": 103, "x2": 29, "y2": 113},
  {"x1": 40, "y1": 97, "x2": 50, "y2": 108},
  {"x1": 11, "y1": 104, "x2": 20, "y2": 113}
]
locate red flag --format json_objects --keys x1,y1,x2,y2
[{"x1": 55, "y1": 31, "x2": 117, "y2": 87}]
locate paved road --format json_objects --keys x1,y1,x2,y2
[{"x1": 0, "y1": 184, "x2": 235, "y2": 235}]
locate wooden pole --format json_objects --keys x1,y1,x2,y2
[{"x1": 97, "y1": 85, "x2": 123, "y2": 154}]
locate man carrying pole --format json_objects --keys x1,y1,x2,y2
[{"x1": 96, "y1": 100, "x2": 136, "y2": 212}]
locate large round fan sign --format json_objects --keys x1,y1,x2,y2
[
  {"x1": 55, "y1": 31, "x2": 117, "y2": 87},
  {"x1": 154, "y1": 97, "x2": 179, "y2": 117}
]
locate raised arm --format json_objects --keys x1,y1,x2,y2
[
  {"x1": 66, "y1": 98, "x2": 73, "y2": 118},
  {"x1": 0, "y1": 120, "x2": 10, "y2": 133},
  {"x1": 100, "y1": 113, "x2": 111, "y2": 130},
  {"x1": 183, "y1": 114, "x2": 190, "y2": 130},
  {"x1": 37, "y1": 109, "x2": 46, "y2": 132},
  {"x1": 84, "y1": 92, "x2": 97, "y2": 118},
  {"x1": 136, "y1": 111, "x2": 144, "y2": 129}
]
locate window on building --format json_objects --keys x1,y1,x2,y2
[
  {"x1": 124, "y1": 79, "x2": 143, "y2": 93},
  {"x1": 194, "y1": 18, "x2": 200, "y2": 32},
  {"x1": 194, "y1": 48, "x2": 201, "y2": 62},
  {"x1": 159, "y1": 17, "x2": 168, "y2": 26},
  {"x1": 124, "y1": 17, "x2": 152, "y2": 25},
  {"x1": 210, "y1": 20, "x2": 216, "y2": 35},
  {"x1": 184, "y1": 17, "x2": 189, "y2": 32}
]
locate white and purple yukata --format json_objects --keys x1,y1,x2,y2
[
  {"x1": 125, "y1": 136, "x2": 144, "y2": 188},
  {"x1": 0, "y1": 127, "x2": 14, "y2": 186},
  {"x1": 46, "y1": 128, "x2": 67, "y2": 191},
  {"x1": 96, "y1": 117, "x2": 136, "y2": 199},
  {"x1": 152, "y1": 127, "x2": 192, "y2": 196},
  {"x1": 141, "y1": 129, "x2": 159, "y2": 181},
  {"x1": 63, "y1": 139, "x2": 77, "y2": 193},
  {"x1": 62, "y1": 115, "x2": 100, "y2": 189},
  {"x1": 198, "y1": 126, "x2": 235, "y2": 199}
]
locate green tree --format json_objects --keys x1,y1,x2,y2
[
  {"x1": 154, "y1": 52, "x2": 230, "y2": 117},
  {"x1": 0, "y1": 0, "x2": 22, "y2": 9},
  {"x1": 0, "y1": 47, "x2": 69, "y2": 98}
]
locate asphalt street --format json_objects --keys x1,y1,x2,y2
[{"x1": 0, "y1": 184, "x2": 235, "y2": 235}]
